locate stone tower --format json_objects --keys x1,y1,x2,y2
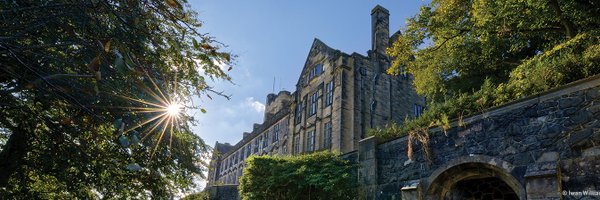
[{"x1": 371, "y1": 5, "x2": 390, "y2": 56}]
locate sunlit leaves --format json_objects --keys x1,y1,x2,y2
[{"x1": 388, "y1": 0, "x2": 599, "y2": 101}]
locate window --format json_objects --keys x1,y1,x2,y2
[
  {"x1": 246, "y1": 144, "x2": 251, "y2": 158},
  {"x1": 325, "y1": 80, "x2": 334, "y2": 106},
  {"x1": 295, "y1": 103, "x2": 302, "y2": 124},
  {"x1": 399, "y1": 65, "x2": 407, "y2": 77},
  {"x1": 323, "y1": 122, "x2": 332, "y2": 149},
  {"x1": 308, "y1": 92, "x2": 318, "y2": 116},
  {"x1": 293, "y1": 134, "x2": 300, "y2": 154},
  {"x1": 254, "y1": 138, "x2": 259, "y2": 153},
  {"x1": 258, "y1": 136, "x2": 263, "y2": 151},
  {"x1": 306, "y1": 130, "x2": 315, "y2": 152},
  {"x1": 308, "y1": 64, "x2": 323, "y2": 80},
  {"x1": 273, "y1": 123, "x2": 280, "y2": 142},
  {"x1": 263, "y1": 132, "x2": 269, "y2": 148},
  {"x1": 414, "y1": 104, "x2": 424, "y2": 117}
]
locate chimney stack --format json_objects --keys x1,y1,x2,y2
[{"x1": 371, "y1": 5, "x2": 390, "y2": 55}]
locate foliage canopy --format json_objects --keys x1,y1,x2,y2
[
  {"x1": 0, "y1": 0, "x2": 232, "y2": 198},
  {"x1": 239, "y1": 151, "x2": 357, "y2": 200},
  {"x1": 387, "y1": 0, "x2": 599, "y2": 101}
]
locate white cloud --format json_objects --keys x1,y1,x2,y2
[{"x1": 245, "y1": 97, "x2": 265, "y2": 113}]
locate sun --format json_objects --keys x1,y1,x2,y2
[{"x1": 166, "y1": 103, "x2": 181, "y2": 116}]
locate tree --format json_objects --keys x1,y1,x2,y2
[
  {"x1": 388, "y1": 0, "x2": 600, "y2": 101},
  {"x1": 371, "y1": 0, "x2": 599, "y2": 155},
  {"x1": 0, "y1": 0, "x2": 232, "y2": 198},
  {"x1": 239, "y1": 152, "x2": 357, "y2": 200}
]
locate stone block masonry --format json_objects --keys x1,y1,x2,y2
[{"x1": 369, "y1": 75, "x2": 600, "y2": 199}]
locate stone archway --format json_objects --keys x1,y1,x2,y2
[{"x1": 424, "y1": 155, "x2": 525, "y2": 200}]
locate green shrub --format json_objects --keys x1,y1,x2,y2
[
  {"x1": 239, "y1": 151, "x2": 357, "y2": 200},
  {"x1": 182, "y1": 191, "x2": 210, "y2": 200}
]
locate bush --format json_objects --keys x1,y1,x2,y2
[
  {"x1": 181, "y1": 191, "x2": 210, "y2": 200},
  {"x1": 239, "y1": 151, "x2": 356, "y2": 200}
]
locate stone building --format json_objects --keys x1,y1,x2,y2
[{"x1": 206, "y1": 5, "x2": 424, "y2": 186}]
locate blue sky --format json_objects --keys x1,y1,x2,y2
[{"x1": 186, "y1": 0, "x2": 429, "y2": 149}]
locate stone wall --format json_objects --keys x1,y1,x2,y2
[{"x1": 362, "y1": 75, "x2": 600, "y2": 199}]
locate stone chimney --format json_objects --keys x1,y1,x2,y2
[{"x1": 371, "y1": 5, "x2": 390, "y2": 55}]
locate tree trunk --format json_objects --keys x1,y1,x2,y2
[
  {"x1": 548, "y1": 0, "x2": 578, "y2": 38},
  {"x1": 0, "y1": 125, "x2": 29, "y2": 187}
]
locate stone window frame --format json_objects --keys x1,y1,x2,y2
[
  {"x1": 308, "y1": 92, "x2": 318, "y2": 116},
  {"x1": 253, "y1": 138, "x2": 259, "y2": 153},
  {"x1": 263, "y1": 132, "x2": 269, "y2": 148},
  {"x1": 257, "y1": 135, "x2": 263, "y2": 152},
  {"x1": 324, "y1": 80, "x2": 334, "y2": 107},
  {"x1": 294, "y1": 102, "x2": 302, "y2": 125},
  {"x1": 323, "y1": 121, "x2": 332, "y2": 149},
  {"x1": 306, "y1": 130, "x2": 316, "y2": 152},
  {"x1": 228, "y1": 157, "x2": 231, "y2": 169},
  {"x1": 308, "y1": 63, "x2": 323, "y2": 80},
  {"x1": 273, "y1": 123, "x2": 280, "y2": 143}
]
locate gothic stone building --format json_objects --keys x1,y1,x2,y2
[{"x1": 206, "y1": 5, "x2": 424, "y2": 186}]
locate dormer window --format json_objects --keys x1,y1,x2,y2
[{"x1": 308, "y1": 64, "x2": 323, "y2": 80}]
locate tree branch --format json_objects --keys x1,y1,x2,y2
[{"x1": 548, "y1": 0, "x2": 578, "y2": 38}]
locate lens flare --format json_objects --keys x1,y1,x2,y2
[
  {"x1": 166, "y1": 103, "x2": 181, "y2": 116},
  {"x1": 99, "y1": 71, "x2": 192, "y2": 160}
]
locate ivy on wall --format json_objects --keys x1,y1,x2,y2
[{"x1": 239, "y1": 151, "x2": 357, "y2": 200}]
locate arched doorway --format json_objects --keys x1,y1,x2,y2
[
  {"x1": 425, "y1": 156, "x2": 525, "y2": 200},
  {"x1": 445, "y1": 176, "x2": 518, "y2": 199}
]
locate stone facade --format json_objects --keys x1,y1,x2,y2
[
  {"x1": 206, "y1": 5, "x2": 424, "y2": 188},
  {"x1": 356, "y1": 75, "x2": 600, "y2": 199},
  {"x1": 204, "y1": 4, "x2": 600, "y2": 200},
  {"x1": 207, "y1": 91, "x2": 293, "y2": 185}
]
